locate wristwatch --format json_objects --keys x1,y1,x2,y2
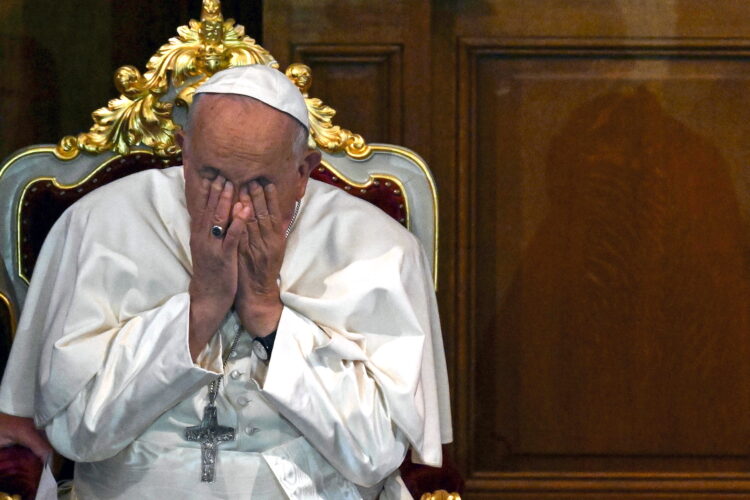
[{"x1": 252, "y1": 330, "x2": 277, "y2": 361}]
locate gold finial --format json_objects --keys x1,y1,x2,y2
[
  {"x1": 201, "y1": 0, "x2": 223, "y2": 22},
  {"x1": 200, "y1": 0, "x2": 227, "y2": 74}
]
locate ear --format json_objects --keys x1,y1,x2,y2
[{"x1": 295, "y1": 149, "x2": 322, "y2": 200}]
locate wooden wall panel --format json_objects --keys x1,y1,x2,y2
[
  {"x1": 439, "y1": 2, "x2": 750, "y2": 497},
  {"x1": 458, "y1": 38, "x2": 750, "y2": 497},
  {"x1": 427, "y1": 2, "x2": 750, "y2": 499},
  {"x1": 263, "y1": 0, "x2": 431, "y2": 156}
]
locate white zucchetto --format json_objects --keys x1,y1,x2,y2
[{"x1": 194, "y1": 64, "x2": 309, "y2": 131}]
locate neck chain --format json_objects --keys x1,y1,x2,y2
[
  {"x1": 285, "y1": 199, "x2": 301, "y2": 239},
  {"x1": 185, "y1": 197, "x2": 303, "y2": 482}
]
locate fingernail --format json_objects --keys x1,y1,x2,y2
[{"x1": 223, "y1": 182, "x2": 233, "y2": 193}]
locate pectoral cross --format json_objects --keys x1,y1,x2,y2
[{"x1": 185, "y1": 404, "x2": 235, "y2": 482}]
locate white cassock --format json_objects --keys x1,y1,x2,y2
[{"x1": 0, "y1": 166, "x2": 452, "y2": 499}]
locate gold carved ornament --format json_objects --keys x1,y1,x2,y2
[
  {"x1": 54, "y1": 0, "x2": 370, "y2": 161},
  {"x1": 420, "y1": 490, "x2": 461, "y2": 500}
]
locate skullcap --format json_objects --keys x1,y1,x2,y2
[{"x1": 194, "y1": 64, "x2": 309, "y2": 130}]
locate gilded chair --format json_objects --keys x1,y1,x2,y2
[{"x1": 0, "y1": 2, "x2": 461, "y2": 499}]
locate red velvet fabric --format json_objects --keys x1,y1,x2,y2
[
  {"x1": 0, "y1": 445, "x2": 42, "y2": 499},
  {"x1": 309, "y1": 165, "x2": 408, "y2": 225},
  {"x1": 0, "y1": 297, "x2": 13, "y2": 381},
  {"x1": 20, "y1": 154, "x2": 181, "y2": 279},
  {"x1": 399, "y1": 451, "x2": 465, "y2": 498}
]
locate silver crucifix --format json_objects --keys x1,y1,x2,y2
[{"x1": 185, "y1": 404, "x2": 235, "y2": 482}]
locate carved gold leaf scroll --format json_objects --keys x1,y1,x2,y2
[
  {"x1": 286, "y1": 63, "x2": 372, "y2": 160},
  {"x1": 55, "y1": 0, "x2": 276, "y2": 160}
]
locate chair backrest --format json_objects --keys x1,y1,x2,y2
[{"x1": 0, "y1": 0, "x2": 438, "y2": 316}]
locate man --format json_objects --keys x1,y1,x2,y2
[{"x1": 0, "y1": 64, "x2": 451, "y2": 499}]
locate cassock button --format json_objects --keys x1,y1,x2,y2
[
  {"x1": 237, "y1": 396, "x2": 250, "y2": 406},
  {"x1": 230, "y1": 370, "x2": 241, "y2": 380},
  {"x1": 244, "y1": 426, "x2": 259, "y2": 436}
]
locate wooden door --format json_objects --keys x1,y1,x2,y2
[{"x1": 266, "y1": 1, "x2": 750, "y2": 497}]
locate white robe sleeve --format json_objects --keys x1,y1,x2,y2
[
  {"x1": 263, "y1": 238, "x2": 450, "y2": 488},
  {"x1": 29, "y1": 204, "x2": 223, "y2": 462},
  {"x1": 0, "y1": 304, "x2": 41, "y2": 417}
]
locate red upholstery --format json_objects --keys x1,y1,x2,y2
[
  {"x1": 400, "y1": 450, "x2": 464, "y2": 499},
  {"x1": 0, "y1": 445, "x2": 42, "y2": 500},
  {"x1": 0, "y1": 297, "x2": 12, "y2": 378},
  {"x1": 310, "y1": 165, "x2": 408, "y2": 225},
  {"x1": 20, "y1": 154, "x2": 181, "y2": 279}
]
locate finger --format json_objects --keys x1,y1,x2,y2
[
  {"x1": 191, "y1": 178, "x2": 212, "y2": 232},
  {"x1": 200, "y1": 177, "x2": 211, "y2": 210},
  {"x1": 249, "y1": 181, "x2": 274, "y2": 240},
  {"x1": 224, "y1": 203, "x2": 250, "y2": 251},
  {"x1": 239, "y1": 184, "x2": 251, "y2": 207},
  {"x1": 24, "y1": 429, "x2": 53, "y2": 460},
  {"x1": 264, "y1": 183, "x2": 283, "y2": 233},
  {"x1": 238, "y1": 186, "x2": 252, "y2": 249},
  {"x1": 212, "y1": 181, "x2": 234, "y2": 230},
  {"x1": 234, "y1": 195, "x2": 252, "y2": 253},
  {"x1": 201, "y1": 175, "x2": 225, "y2": 226},
  {"x1": 244, "y1": 196, "x2": 263, "y2": 249}
]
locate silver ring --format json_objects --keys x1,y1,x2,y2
[{"x1": 210, "y1": 225, "x2": 224, "y2": 238}]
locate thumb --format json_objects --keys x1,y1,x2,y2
[
  {"x1": 25, "y1": 429, "x2": 53, "y2": 461},
  {"x1": 223, "y1": 203, "x2": 250, "y2": 250}
]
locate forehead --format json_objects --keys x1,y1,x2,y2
[
  {"x1": 192, "y1": 94, "x2": 295, "y2": 141},
  {"x1": 186, "y1": 95, "x2": 297, "y2": 179}
]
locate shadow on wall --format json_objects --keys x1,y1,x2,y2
[{"x1": 481, "y1": 85, "x2": 750, "y2": 466}]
